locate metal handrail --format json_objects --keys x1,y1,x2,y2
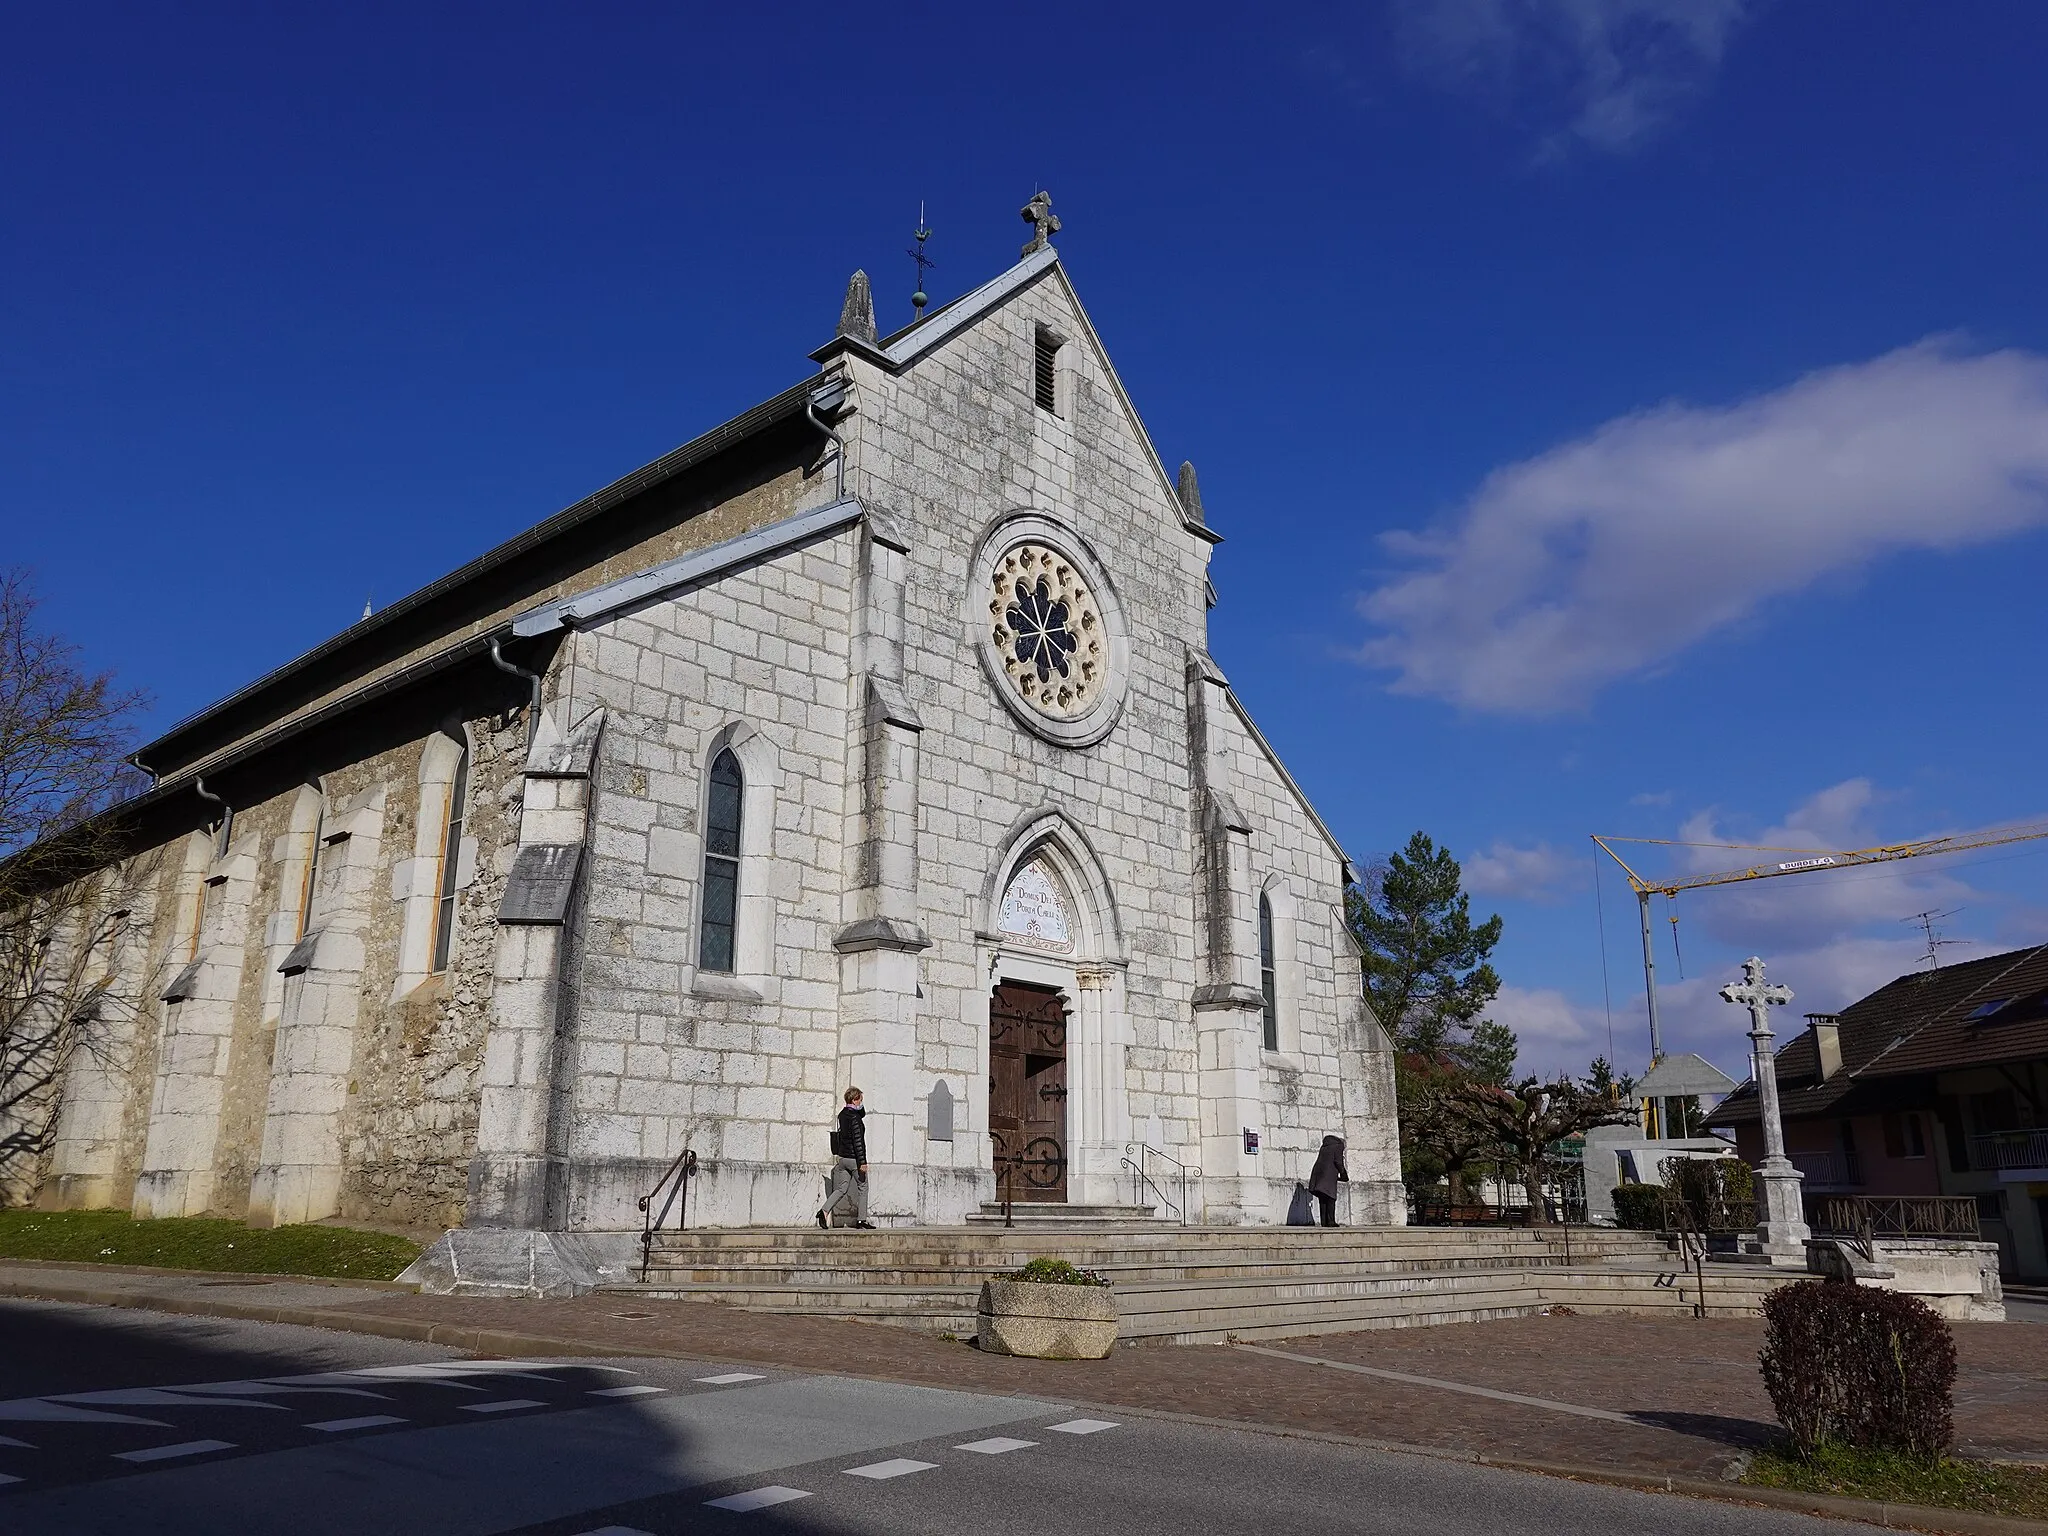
[
  {"x1": 636, "y1": 1146, "x2": 698, "y2": 1281},
  {"x1": 1123, "y1": 1141, "x2": 1200, "y2": 1223},
  {"x1": 1815, "y1": 1194, "x2": 1979, "y2": 1261}
]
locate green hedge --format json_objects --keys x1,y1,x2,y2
[{"x1": 1611, "y1": 1184, "x2": 1665, "y2": 1230}]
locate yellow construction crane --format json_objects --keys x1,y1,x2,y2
[{"x1": 1592, "y1": 821, "x2": 2048, "y2": 1062}]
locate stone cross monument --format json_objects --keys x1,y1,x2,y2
[{"x1": 1719, "y1": 956, "x2": 1811, "y2": 1264}]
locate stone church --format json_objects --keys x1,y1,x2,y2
[{"x1": 14, "y1": 196, "x2": 1402, "y2": 1279}]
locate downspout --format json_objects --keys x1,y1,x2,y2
[
  {"x1": 193, "y1": 776, "x2": 232, "y2": 856},
  {"x1": 805, "y1": 375, "x2": 851, "y2": 502},
  {"x1": 489, "y1": 636, "x2": 543, "y2": 749},
  {"x1": 126, "y1": 751, "x2": 158, "y2": 790}
]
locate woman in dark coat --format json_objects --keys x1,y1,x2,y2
[{"x1": 1307, "y1": 1135, "x2": 1348, "y2": 1227}]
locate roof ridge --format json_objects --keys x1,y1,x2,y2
[{"x1": 1845, "y1": 942, "x2": 2048, "y2": 1080}]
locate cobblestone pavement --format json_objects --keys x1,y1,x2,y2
[{"x1": 7, "y1": 1263, "x2": 2046, "y2": 1484}]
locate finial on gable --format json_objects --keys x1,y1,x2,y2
[
  {"x1": 1020, "y1": 190, "x2": 1060, "y2": 256},
  {"x1": 837, "y1": 270, "x2": 877, "y2": 346},
  {"x1": 1177, "y1": 461, "x2": 1207, "y2": 527}
]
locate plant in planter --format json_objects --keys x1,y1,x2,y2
[{"x1": 976, "y1": 1257, "x2": 1118, "y2": 1359}]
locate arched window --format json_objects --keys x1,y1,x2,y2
[
  {"x1": 1259, "y1": 892, "x2": 1279, "y2": 1052},
  {"x1": 699, "y1": 749, "x2": 743, "y2": 973},
  {"x1": 297, "y1": 789, "x2": 326, "y2": 939},
  {"x1": 430, "y1": 744, "x2": 469, "y2": 973}
]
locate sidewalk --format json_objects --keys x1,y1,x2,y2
[{"x1": 6, "y1": 1259, "x2": 2047, "y2": 1508}]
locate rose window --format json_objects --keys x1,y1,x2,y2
[{"x1": 988, "y1": 543, "x2": 1105, "y2": 718}]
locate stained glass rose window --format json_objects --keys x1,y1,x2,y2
[{"x1": 988, "y1": 543, "x2": 1105, "y2": 718}]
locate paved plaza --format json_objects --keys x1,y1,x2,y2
[
  {"x1": 0, "y1": 1295, "x2": 1894, "y2": 1536},
  {"x1": 6, "y1": 1259, "x2": 2048, "y2": 1502}
]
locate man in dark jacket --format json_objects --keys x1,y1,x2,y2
[
  {"x1": 817, "y1": 1086, "x2": 874, "y2": 1229},
  {"x1": 1308, "y1": 1134, "x2": 1348, "y2": 1227}
]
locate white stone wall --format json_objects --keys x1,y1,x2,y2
[
  {"x1": 547, "y1": 531, "x2": 859, "y2": 1228},
  {"x1": 1215, "y1": 701, "x2": 1403, "y2": 1222}
]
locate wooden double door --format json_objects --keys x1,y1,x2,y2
[{"x1": 988, "y1": 981, "x2": 1068, "y2": 1202}]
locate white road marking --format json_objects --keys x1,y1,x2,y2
[
  {"x1": 704, "y1": 1485, "x2": 811, "y2": 1512},
  {"x1": 693, "y1": 1372, "x2": 767, "y2": 1385},
  {"x1": 0, "y1": 1401, "x2": 168, "y2": 1426},
  {"x1": 461, "y1": 1399, "x2": 547, "y2": 1414},
  {"x1": 956, "y1": 1436, "x2": 1037, "y2": 1453},
  {"x1": 54, "y1": 1389, "x2": 290, "y2": 1410},
  {"x1": 588, "y1": 1385, "x2": 665, "y2": 1398},
  {"x1": 570, "y1": 1528, "x2": 656, "y2": 1535},
  {"x1": 307, "y1": 1415, "x2": 408, "y2": 1432},
  {"x1": 0, "y1": 1434, "x2": 34, "y2": 1448},
  {"x1": 114, "y1": 1439, "x2": 237, "y2": 1463},
  {"x1": 0, "y1": 1472, "x2": 21, "y2": 1486},
  {"x1": 843, "y1": 1457, "x2": 938, "y2": 1479},
  {"x1": 1045, "y1": 1418, "x2": 1119, "y2": 1434}
]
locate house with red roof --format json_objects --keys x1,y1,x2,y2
[{"x1": 1707, "y1": 943, "x2": 2048, "y2": 1282}]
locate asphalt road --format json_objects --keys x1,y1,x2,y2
[{"x1": 0, "y1": 1298, "x2": 1871, "y2": 1536}]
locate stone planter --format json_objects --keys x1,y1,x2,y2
[{"x1": 976, "y1": 1278, "x2": 1118, "y2": 1359}]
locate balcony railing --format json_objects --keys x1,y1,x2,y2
[
  {"x1": 1788, "y1": 1149, "x2": 1863, "y2": 1189},
  {"x1": 1971, "y1": 1128, "x2": 2048, "y2": 1172}
]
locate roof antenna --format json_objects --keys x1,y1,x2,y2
[
  {"x1": 908, "y1": 202, "x2": 935, "y2": 321},
  {"x1": 1903, "y1": 907, "x2": 1962, "y2": 972},
  {"x1": 362, "y1": 595, "x2": 373, "y2": 621}
]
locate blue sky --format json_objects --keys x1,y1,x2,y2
[{"x1": 7, "y1": 3, "x2": 2047, "y2": 1084}]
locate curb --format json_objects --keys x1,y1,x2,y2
[{"x1": 4, "y1": 1276, "x2": 2043, "y2": 1536}]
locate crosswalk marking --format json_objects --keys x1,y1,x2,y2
[
  {"x1": 956, "y1": 1436, "x2": 1037, "y2": 1454},
  {"x1": 307, "y1": 1415, "x2": 408, "y2": 1432},
  {"x1": 570, "y1": 1527, "x2": 656, "y2": 1535},
  {"x1": 0, "y1": 1434, "x2": 34, "y2": 1448},
  {"x1": 114, "y1": 1439, "x2": 236, "y2": 1463},
  {"x1": 0, "y1": 1473, "x2": 21, "y2": 1486},
  {"x1": 1045, "y1": 1418, "x2": 1119, "y2": 1434},
  {"x1": 693, "y1": 1372, "x2": 766, "y2": 1385},
  {"x1": 704, "y1": 1484, "x2": 810, "y2": 1512},
  {"x1": 843, "y1": 1457, "x2": 937, "y2": 1480},
  {"x1": 460, "y1": 1399, "x2": 546, "y2": 1414},
  {"x1": 588, "y1": 1385, "x2": 666, "y2": 1398}
]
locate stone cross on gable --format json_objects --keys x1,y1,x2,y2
[
  {"x1": 1720, "y1": 955, "x2": 1793, "y2": 1042},
  {"x1": 1718, "y1": 954, "x2": 1810, "y2": 1262},
  {"x1": 1020, "y1": 191, "x2": 1061, "y2": 256}
]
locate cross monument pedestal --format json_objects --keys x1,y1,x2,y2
[{"x1": 1720, "y1": 956, "x2": 1810, "y2": 1265}]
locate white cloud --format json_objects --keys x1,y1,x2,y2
[
  {"x1": 1357, "y1": 340, "x2": 2048, "y2": 714},
  {"x1": 1580, "y1": 780, "x2": 2047, "y2": 1079},
  {"x1": 1484, "y1": 984, "x2": 1606, "y2": 1077},
  {"x1": 1391, "y1": 0, "x2": 1754, "y2": 156},
  {"x1": 1465, "y1": 839, "x2": 1577, "y2": 902}
]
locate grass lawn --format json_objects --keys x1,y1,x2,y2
[
  {"x1": 0, "y1": 1208, "x2": 421, "y2": 1282},
  {"x1": 1745, "y1": 1444, "x2": 2048, "y2": 1521}
]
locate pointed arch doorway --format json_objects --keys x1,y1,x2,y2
[{"x1": 989, "y1": 980, "x2": 1069, "y2": 1203}]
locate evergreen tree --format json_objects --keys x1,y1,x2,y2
[{"x1": 1347, "y1": 831, "x2": 1507, "y2": 1074}]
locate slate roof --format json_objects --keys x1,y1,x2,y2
[{"x1": 1707, "y1": 942, "x2": 2048, "y2": 1127}]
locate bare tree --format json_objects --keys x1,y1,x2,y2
[
  {"x1": 0, "y1": 569, "x2": 154, "y2": 1203},
  {"x1": 1444, "y1": 1073, "x2": 1636, "y2": 1226}
]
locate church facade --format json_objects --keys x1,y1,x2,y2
[{"x1": 11, "y1": 202, "x2": 1402, "y2": 1251}]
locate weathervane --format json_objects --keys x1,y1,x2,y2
[{"x1": 908, "y1": 202, "x2": 935, "y2": 320}]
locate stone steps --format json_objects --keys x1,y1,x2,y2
[
  {"x1": 608, "y1": 1224, "x2": 1756, "y2": 1343},
  {"x1": 613, "y1": 1261, "x2": 1795, "y2": 1344},
  {"x1": 962, "y1": 1202, "x2": 1173, "y2": 1227}
]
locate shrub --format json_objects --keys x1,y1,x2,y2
[
  {"x1": 1759, "y1": 1280, "x2": 1957, "y2": 1459},
  {"x1": 1006, "y1": 1257, "x2": 1110, "y2": 1287},
  {"x1": 1611, "y1": 1184, "x2": 1665, "y2": 1230},
  {"x1": 1661, "y1": 1155, "x2": 1754, "y2": 1228}
]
